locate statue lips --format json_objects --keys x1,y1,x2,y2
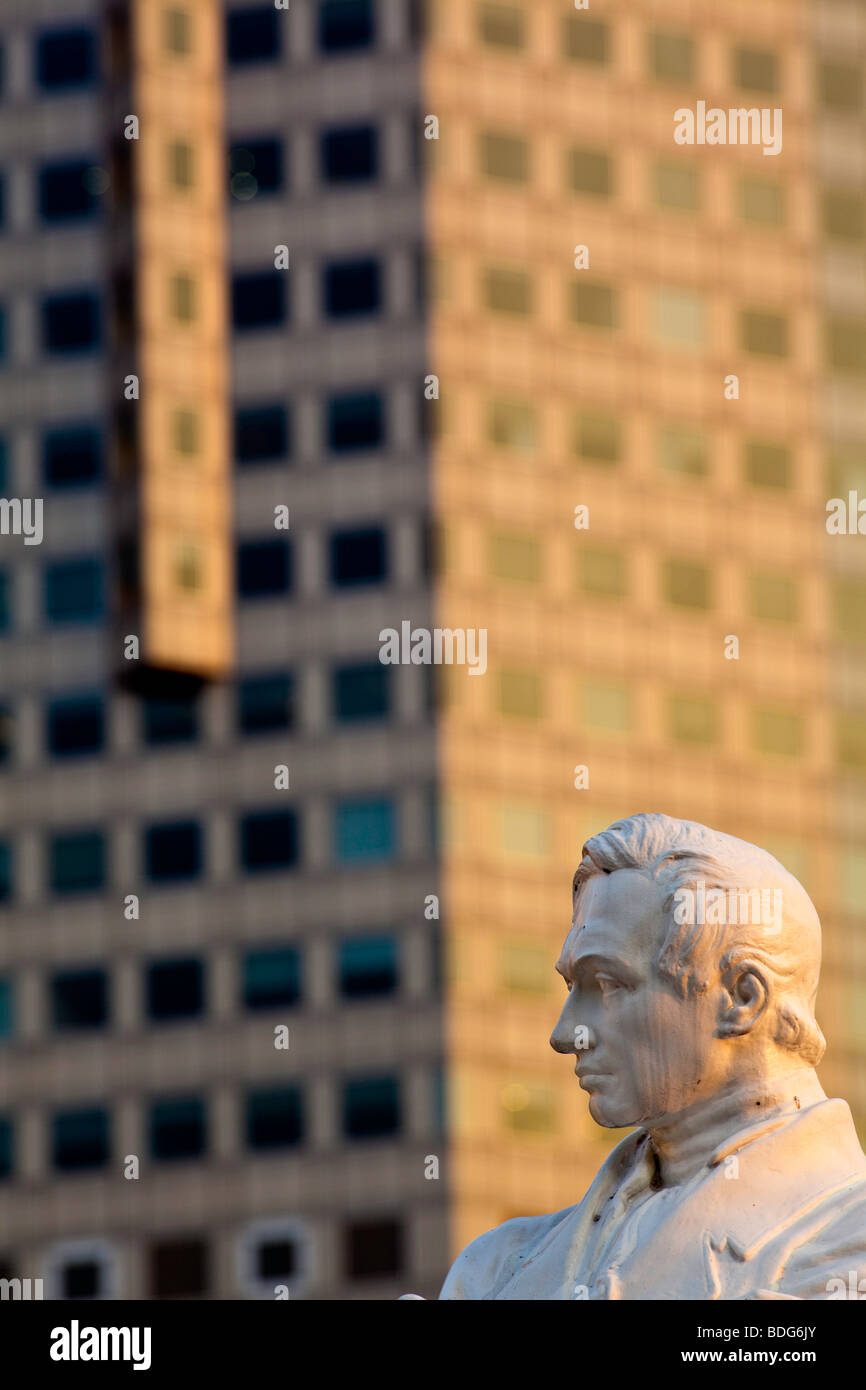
[{"x1": 576, "y1": 1067, "x2": 608, "y2": 1090}]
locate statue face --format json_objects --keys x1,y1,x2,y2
[{"x1": 551, "y1": 869, "x2": 724, "y2": 1128}]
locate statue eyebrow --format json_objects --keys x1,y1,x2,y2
[{"x1": 559, "y1": 951, "x2": 639, "y2": 986}]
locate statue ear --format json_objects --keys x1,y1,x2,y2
[{"x1": 718, "y1": 959, "x2": 770, "y2": 1038}]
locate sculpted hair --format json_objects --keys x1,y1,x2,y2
[{"x1": 573, "y1": 812, "x2": 826, "y2": 1067}]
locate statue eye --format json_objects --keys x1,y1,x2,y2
[{"x1": 597, "y1": 975, "x2": 620, "y2": 998}]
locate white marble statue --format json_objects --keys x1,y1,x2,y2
[{"x1": 440, "y1": 813, "x2": 866, "y2": 1300}]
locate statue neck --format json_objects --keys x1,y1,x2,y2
[{"x1": 646, "y1": 1066, "x2": 825, "y2": 1187}]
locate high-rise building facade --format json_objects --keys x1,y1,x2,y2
[{"x1": 0, "y1": 0, "x2": 864, "y2": 1300}]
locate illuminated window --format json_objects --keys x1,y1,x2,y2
[
  {"x1": 164, "y1": 8, "x2": 191, "y2": 55},
  {"x1": 488, "y1": 397, "x2": 537, "y2": 452},
  {"x1": 496, "y1": 670, "x2": 543, "y2": 719},
  {"x1": 581, "y1": 678, "x2": 631, "y2": 732},
  {"x1": 648, "y1": 30, "x2": 695, "y2": 83},
  {"x1": 657, "y1": 423, "x2": 709, "y2": 477},
  {"x1": 578, "y1": 545, "x2": 627, "y2": 598},
  {"x1": 740, "y1": 176, "x2": 786, "y2": 227},
  {"x1": 573, "y1": 409, "x2": 621, "y2": 464},
  {"x1": 740, "y1": 308, "x2": 788, "y2": 359},
  {"x1": 566, "y1": 146, "x2": 612, "y2": 198},
  {"x1": 499, "y1": 805, "x2": 550, "y2": 858},
  {"x1": 571, "y1": 280, "x2": 618, "y2": 330},
  {"x1": 488, "y1": 530, "x2": 541, "y2": 583},
  {"x1": 479, "y1": 130, "x2": 529, "y2": 183},
  {"x1": 652, "y1": 160, "x2": 700, "y2": 212},
  {"x1": 502, "y1": 942, "x2": 550, "y2": 995},
  {"x1": 753, "y1": 706, "x2": 803, "y2": 757},
  {"x1": 667, "y1": 693, "x2": 718, "y2": 746},
  {"x1": 563, "y1": 16, "x2": 609, "y2": 65},
  {"x1": 662, "y1": 557, "x2": 711, "y2": 610},
  {"x1": 748, "y1": 571, "x2": 798, "y2": 624},
  {"x1": 653, "y1": 286, "x2": 706, "y2": 349},
  {"x1": 744, "y1": 438, "x2": 791, "y2": 490},
  {"x1": 477, "y1": 3, "x2": 524, "y2": 50},
  {"x1": 169, "y1": 140, "x2": 194, "y2": 189},
  {"x1": 482, "y1": 266, "x2": 532, "y2": 316},
  {"x1": 734, "y1": 45, "x2": 780, "y2": 94},
  {"x1": 171, "y1": 273, "x2": 196, "y2": 323}
]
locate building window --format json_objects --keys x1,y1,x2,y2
[
  {"x1": 235, "y1": 403, "x2": 290, "y2": 464},
  {"x1": 172, "y1": 409, "x2": 198, "y2": 456},
  {"x1": 753, "y1": 706, "x2": 803, "y2": 758},
  {"x1": 229, "y1": 138, "x2": 283, "y2": 198},
  {"x1": 232, "y1": 271, "x2": 287, "y2": 331},
  {"x1": 566, "y1": 146, "x2": 613, "y2": 198},
  {"x1": 496, "y1": 669, "x2": 543, "y2": 719},
  {"x1": 343, "y1": 1076, "x2": 401, "y2": 1139},
  {"x1": 320, "y1": 124, "x2": 378, "y2": 183},
  {"x1": 653, "y1": 287, "x2": 705, "y2": 349},
  {"x1": 44, "y1": 558, "x2": 104, "y2": 624},
  {"x1": 0, "y1": 703, "x2": 11, "y2": 764},
  {"x1": 237, "y1": 673, "x2": 295, "y2": 735},
  {"x1": 748, "y1": 571, "x2": 798, "y2": 624},
  {"x1": 42, "y1": 424, "x2": 103, "y2": 488},
  {"x1": 740, "y1": 308, "x2": 789, "y2": 359},
  {"x1": 38, "y1": 159, "x2": 99, "y2": 222},
  {"x1": 577, "y1": 545, "x2": 627, "y2": 599},
  {"x1": 479, "y1": 130, "x2": 529, "y2": 183},
  {"x1": 237, "y1": 539, "x2": 292, "y2": 598},
  {"x1": 49, "y1": 830, "x2": 106, "y2": 895},
  {"x1": 35, "y1": 27, "x2": 97, "y2": 90},
  {"x1": 573, "y1": 409, "x2": 621, "y2": 464},
  {"x1": 0, "y1": 1116, "x2": 12, "y2": 1181},
  {"x1": 502, "y1": 942, "x2": 550, "y2": 995},
  {"x1": 668, "y1": 693, "x2": 718, "y2": 746},
  {"x1": 237, "y1": 1219, "x2": 311, "y2": 1299},
  {"x1": 734, "y1": 45, "x2": 780, "y2": 94},
  {"x1": 0, "y1": 842, "x2": 11, "y2": 903},
  {"x1": 563, "y1": 16, "x2": 609, "y2": 65},
  {"x1": 327, "y1": 391, "x2": 384, "y2": 453},
  {"x1": 240, "y1": 810, "x2": 299, "y2": 872},
  {"x1": 329, "y1": 525, "x2": 387, "y2": 587},
  {"x1": 169, "y1": 140, "x2": 194, "y2": 189},
  {"x1": 740, "y1": 176, "x2": 786, "y2": 228},
  {"x1": 45, "y1": 1240, "x2": 118, "y2": 1301},
  {"x1": 175, "y1": 542, "x2": 202, "y2": 592},
  {"x1": 581, "y1": 678, "x2": 631, "y2": 733},
  {"x1": 51, "y1": 968, "x2": 108, "y2": 1031},
  {"x1": 482, "y1": 266, "x2": 532, "y2": 316},
  {"x1": 838, "y1": 713, "x2": 866, "y2": 773},
  {"x1": 323, "y1": 257, "x2": 382, "y2": 319},
  {"x1": 164, "y1": 8, "x2": 192, "y2": 54},
  {"x1": 150, "y1": 1096, "x2": 207, "y2": 1161},
  {"x1": 145, "y1": 820, "x2": 202, "y2": 883},
  {"x1": 828, "y1": 317, "x2": 866, "y2": 374},
  {"x1": 334, "y1": 797, "x2": 396, "y2": 864},
  {"x1": 488, "y1": 397, "x2": 537, "y2": 453},
  {"x1": 227, "y1": 6, "x2": 281, "y2": 64},
  {"x1": 662, "y1": 557, "x2": 712, "y2": 610},
  {"x1": 834, "y1": 578, "x2": 866, "y2": 643},
  {"x1": 488, "y1": 530, "x2": 541, "y2": 583},
  {"x1": 333, "y1": 662, "x2": 390, "y2": 722},
  {"x1": 52, "y1": 1107, "x2": 110, "y2": 1172},
  {"x1": 648, "y1": 29, "x2": 695, "y2": 83},
  {"x1": 652, "y1": 160, "x2": 700, "y2": 213},
  {"x1": 822, "y1": 189, "x2": 866, "y2": 243},
  {"x1": 657, "y1": 423, "x2": 709, "y2": 478},
  {"x1": 243, "y1": 947, "x2": 301, "y2": 1010},
  {"x1": 338, "y1": 936, "x2": 398, "y2": 999},
  {"x1": 477, "y1": 3, "x2": 525, "y2": 50},
  {"x1": 744, "y1": 439, "x2": 791, "y2": 490},
  {"x1": 170, "y1": 273, "x2": 196, "y2": 323},
  {"x1": 146, "y1": 958, "x2": 205, "y2": 1022},
  {"x1": 571, "y1": 280, "x2": 618, "y2": 331},
  {"x1": 502, "y1": 1081, "x2": 555, "y2": 1133},
  {"x1": 0, "y1": 571, "x2": 9, "y2": 633},
  {"x1": 141, "y1": 695, "x2": 198, "y2": 745},
  {"x1": 0, "y1": 978, "x2": 13, "y2": 1041},
  {"x1": 42, "y1": 291, "x2": 101, "y2": 353},
  {"x1": 47, "y1": 693, "x2": 105, "y2": 757},
  {"x1": 345, "y1": 1218, "x2": 402, "y2": 1280},
  {"x1": 318, "y1": 0, "x2": 376, "y2": 54},
  {"x1": 246, "y1": 1086, "x2": 304, "y2": 1150},
  {"x1": 817, "y1": 60, "x2": 863, "y2": 113},
  {"x1": 149, "y1": 1237, "x2": 209, "y2": 1298}
]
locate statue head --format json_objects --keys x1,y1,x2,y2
[{"x1": 550, "y1": 812, "x2": 825, "y2": 1129}]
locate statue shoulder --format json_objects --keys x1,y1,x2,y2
[{"x1": 439, "y1": 1206, "x2": 577, "y2": 1300}]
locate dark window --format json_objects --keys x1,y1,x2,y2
[
  {"x1": 329, "y1": 525, "x2": 387, "y2": 587},
  {"x1": 0, "y1": 437, "x2": 7, "y2": 493},
  {"x1": 333, "y1": 661, "x2": 390, "y2": 722},
  {"x1": 324, "y1": 258, "x2": 381, "y2": 319},
  {"x1": 44, "y1": 558, "x2": 104, "y2": 623},
  {"x1": 327, "y1": 391, "x2": 384, "y2": 452},
  {"x1": 346, "y1": 1217, "x2": 402, "y2": 1280},
  {"x1": 238, "y1": 673, "x2": 295, "y2": 735},
  {"x1": 42, "y1": 291, "x2": 101, "y2": 353},
  {"x1": 240, "y1": 810, "x2": 299, "y2": 872},
  {"x1": 49, "y1": 830, "x2": 105, "y2": 895},
  {"x1": 150, "y1": 1237, "x2": 208, "y2": 1298},
  {"x1": 235, "y1": 404, "x2": 290, "y2": 464},
  {"x1": 0, "y1": 572, "x2": 10, "y2": 633},
  {"x1": 35, "y1": 27, "x2": 97, "y2": 90},
  {"x1": 38, "y1": 159, "x2": 98, "y2": 222},
  {"x1": 229, "y1": 138, "x2": 284, "y2": 197},
  {"x1": 339, "y1": 936, "x2": 398, "y2": 999},
  {"x1": 43, "y1": 424, "x2": 103, "y2": 488},
  {"x1": 243, "y1": 947, "x2": 301, "y2": 1009},
  {"x1": 142, "y1": 696, "x2": 198, "y2": 745},
  {"x1": 150, "y1": 1096, "x2": 206, "y2": 1161},
  {"x1": 62, "y1": 1261, "x2": 101, "y2": 1299},
  {"x1": 232, "y1": 271, "x2": 287, "y2": 330},
  {"x1": 0, "y1": 704, "x2": 10, "y2": 764},
  {"x1": 320, "y1": 124, "x2": 378, "y2": 183},
  {"x1": 0, "y1": 978, "x2": 12, "y2": 1039},
  {"x1": 246, "y1": 1086, "x2": 304, "y2": 1150},
  {"x1": 146, "y1": 958, "x2": 204, "y2": 1022},
  {"x1": 51, "y1": 968, "x2": 108, "y2": 1031},
  {"x1": 343, "y1": 1075, "x2": 400, "y2": 1139},
  {"x1": 145, "y1": 820, "x2": 202, "y2": 883},
  {"x1": 52, "y1": 1107, "x2": 109, "y2": 1172},
  {"x1": 226, "y1": 6, "x2": 281, "y2": 64},
  {"x1": 237, "y1": 538, "x2": 292, "y2": 597},
  {"x1": 0, "y1": 1116, "x2": 12, "y2": 1181},
  {"x1": 47, "y1": 693, "x2": 104, "y2": 757},
  {"x1": 0, "y1": 842, "x2": 12, "y2": 903},
  {"x1": 258, "y1": 1240, "x2": 296, "y2": 1281},
  {"x1": 319, "y1": 0, "x2": 375, "y2": 53}
]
